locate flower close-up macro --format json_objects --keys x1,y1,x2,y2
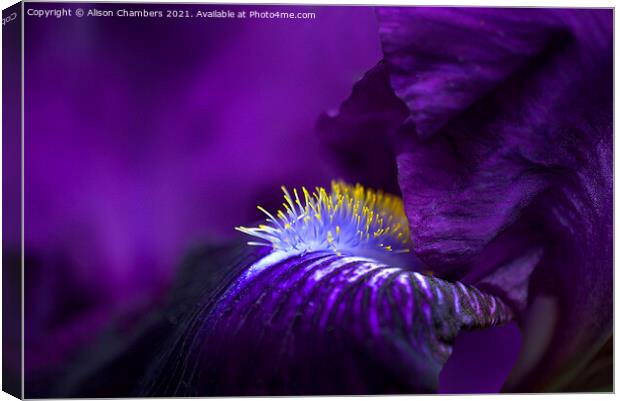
[{"x1": 2, "y1": 1, "x2": 613, "y2": 398}]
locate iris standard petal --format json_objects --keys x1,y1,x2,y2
[
  {"x1": 376, "y1": 7, "x2": 566, "y2": 139},
  {"x1": 386, "y1": 8, "x2": 612, "y2": 390},
  {"x1": 319, "y1": 7, "x2": 612, "y2": 391}
]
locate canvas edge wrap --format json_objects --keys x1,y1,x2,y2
[{"x1": 2, "y1": 1, "x2": 23, "y2": 399}]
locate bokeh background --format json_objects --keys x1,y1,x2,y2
[{"x1": 22, "y1": 1, "x2": 382, "y2": 388}]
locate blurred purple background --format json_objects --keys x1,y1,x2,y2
[{"x1": 23, "y1": 2, "x2": 381, "y2": 381}]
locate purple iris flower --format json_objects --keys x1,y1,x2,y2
[
  {"x1": 138, "y1": 7, "x2": 612, "y2": 395},
  {"x1": 20, "y1": 5, "x2": 611, "y2": 397}
]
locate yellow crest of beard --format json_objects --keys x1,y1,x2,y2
[{"x1": 236, "y1": 181, "x2": 411, "y2": 257}]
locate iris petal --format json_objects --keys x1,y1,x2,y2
[
  {"x1": 318, "y1": 7, "x2": 612, "y2": 391},
  {"x1": 142, "y1": 251, "x2": 514, "y2": 395},
  {"x1": 377, "y1": 7, "x2": 566, "y2": 139},
  {"x1": 386, "y1": 8, "x2": 612, "y2": 390}
]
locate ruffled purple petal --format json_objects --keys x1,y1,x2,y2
[
  {"x1": 318, "y1": 7, "x2": 612, "y2": 391},
  {"x1": 141, "y1": 251, "x2": 513, "y2": 395},
  {"x1": 377, "y1": 8, "x2": 566, "y2": 139},
  {"x1": 388, "y1": 8, "x2": 612, "y2": 390}
]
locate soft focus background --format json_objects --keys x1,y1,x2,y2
[{"x1": 22, "y1": 2, "x2": 382, "y2": 385}]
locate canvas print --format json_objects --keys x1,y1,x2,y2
[{"x1": 1, "y1": 1, "x2": 613, "y2": 397}]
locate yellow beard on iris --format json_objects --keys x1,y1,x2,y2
[{"x1": 236, "y1": 181, "x2": 411, "y2": 260}]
